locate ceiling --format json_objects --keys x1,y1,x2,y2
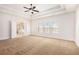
[
  {"x1": 0, "y1": 4, "x2": 60, "y2": 12},
  {"x1": 0, "y1": 4, "x2": 78, "y2": 19}
]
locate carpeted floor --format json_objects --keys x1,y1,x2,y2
[{"x1": 0, "y1": 35, "x2": 79, "y2": 55}]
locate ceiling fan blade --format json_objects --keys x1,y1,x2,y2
[
  {"x1": 30, "y1": 4, "x2": 32, "y2": 6},
  {"x1": 33, "y1": 6, "x2": 36, "y2": 9},
  {"x1": 31, "y1": 12, "x2": 34, "y2": 14},
  {"x1": 33, "y1": 10, "x2": 39, "y2": 12},
  {"x1": 24, "y1": 10, "x2": 29, "y2": 12},
  {"x1": 24, "y1": 7, "x2": 29, "y2": 9}
]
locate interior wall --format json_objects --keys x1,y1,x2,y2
[
  {"x1": 0, "y1": 12, "x2": 30, "y2": 40},
  {"x1": 76, "y1": 6, "x2": 79, "y2": 47},
  {"x1": 0, "y1": 13, "x2": 12, "y2": 40},
  {"x1": 31, "y1": 12, "x2": 75, "y2": 41}
]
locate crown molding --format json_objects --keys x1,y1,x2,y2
[
  {"x1": 33, "y1": 6, "x2": 65, "y2": 19},
  {"x1": 33, "y1": 5, "x2": 64, "y2": 16},
  {"x1": 0, "y1": 5, "x2": 30, "y2": 19},
  {"x1": 0, "y1": 5, "x2": 65, "y2": 19},
  {"x1": 0, "y1": 4, "x2": 77, "y2": 20},
  {"x1": 32, "y1": 5, "x2": 77, "y2": 20},
  {"x1": 31, "y1": 11, "x2": 75, "y2": 21}
]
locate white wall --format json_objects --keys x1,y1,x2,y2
[
  {"x1": 0, "y1": 9, "x2": 76, "y2": 41},
  {"x1": 0, "y1": 13, "x2": 12, "y2": 40},
  {"x1": 31, "y1": 12, "x2": 75, "y2": 41},
  {"x1": 0, "y1": 12, "x2": 30, "y2": 40},
  {"x1": 76, "y1": 6, "x2": 79, "y2": 47},
  {"x1": 24, "y1": 20, "x2": 31, "y2": 35}
]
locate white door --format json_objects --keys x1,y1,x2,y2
[{"x1": 11, "y1": 21, "x2": 17, "y2": 38}]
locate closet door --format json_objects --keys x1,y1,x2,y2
[{"x1": 11, "y1": 21, "x2": 17, "y2": 38}]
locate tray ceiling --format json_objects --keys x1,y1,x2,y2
[{"x1": 0, "y1": 4, "x2": 78, "y2": 19}]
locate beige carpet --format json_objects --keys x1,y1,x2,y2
[{"x1": 0, "y1": 35, "x2": 79, "y2": 55}]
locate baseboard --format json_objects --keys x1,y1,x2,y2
[
  {"x1": 11, "y1": 34, "x2": 31, "y2": 39},
  {"x1": 0, "y1": 36, "x2": 9, "y2": 40},
  {"x1": 30, "y1": 34, "x2": 75, "y2": 42},
  {"x1": 75, "y1": 41, "x2": 79, "y2": 47}
]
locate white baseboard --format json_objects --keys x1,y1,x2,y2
[
  {"x1": 0, "y1": 36, "x2": 9, "y2": 40},
  {"x1": 75, "y1": 41, "x2": 79, "y2": 47},
  {"x1": 31, "y1": 34, "x2": 74, "y2": 41}
]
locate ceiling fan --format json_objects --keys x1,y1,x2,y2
[{"x1": 24, "y1": 4, "x2": 39, "y2": 14}]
